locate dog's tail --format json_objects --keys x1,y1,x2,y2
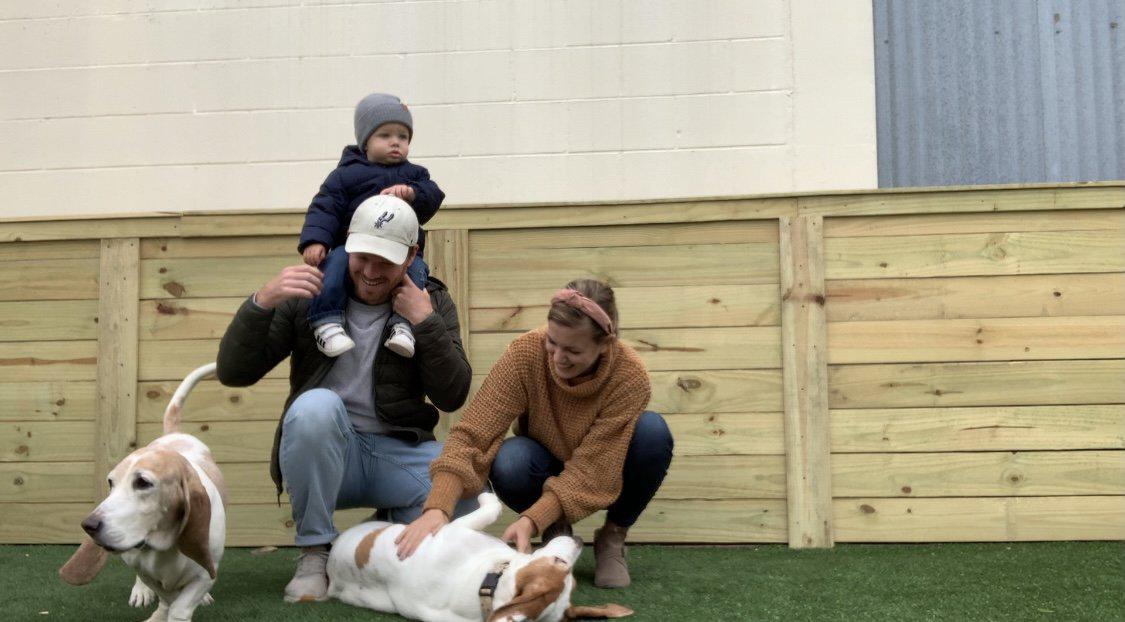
[{"x1": 163, "y1": 362, "x2": 218, "y2": 435}]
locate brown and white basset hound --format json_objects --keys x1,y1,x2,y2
[
  {"x1": 60, "y1": 362, "x2": 227, "y2": 622},
  {"x1": 327, "y1": 492, "x2": 632, "y2": 622}
]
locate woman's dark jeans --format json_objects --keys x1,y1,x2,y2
[{"x1": 489, "y1": 410, "x2": 674, "y2": 528}]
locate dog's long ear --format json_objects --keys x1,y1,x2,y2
[
  {"x1": 59, "y1": 537, "x2": 109, "y2": 585},
  {"x1": 564, "y1": 603, "x2": 634, "y2": 620},
  {"x1": 174, "y1": 456, "x2": 216, "y2": 579},
  {"x1": 488, "y1": 560, "x2": 569, "y2": 622}
]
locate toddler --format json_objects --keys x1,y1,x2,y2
[{"x1": 299, "y1": 92, "x2": 444, "y2": 358}]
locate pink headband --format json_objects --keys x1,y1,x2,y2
[{"x1": 551, "y1": 289, "x2": 614, "y2": 335}]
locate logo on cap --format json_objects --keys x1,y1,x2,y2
[{"x1": 375, "y1": 211, "x2": 395, "y2": 229}]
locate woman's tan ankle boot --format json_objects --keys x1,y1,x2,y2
[{"x1": 593, "y1": 522, "x2": 630, "y2": 588}]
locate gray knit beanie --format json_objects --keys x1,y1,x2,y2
[{"x1": 354, "y1": 93, "x2": 413, "y2": 150}]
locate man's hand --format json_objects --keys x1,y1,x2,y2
[
  {"x1": 255, "y1": 265, "x2": 324, "y2": 309},
  {"x1": 380, "y1": 184, "x2": 416, "y2": 203},
  {"x1": 501, "y1": 516, "x2": 537, "y2": 554},
  {"x1": 301, "y1": 243, "x2": 327, "y2": 267},
  {"x1": 392, "y1": 271, "x2": 433, "y2": 325},
  {"x1": 395, "y1": 508, "x2": 448, "y2": 560}
]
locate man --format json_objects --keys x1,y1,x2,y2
[{"x1": 216, "y1": 195, "x2": 473, "y2": 603}]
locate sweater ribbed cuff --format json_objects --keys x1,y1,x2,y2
[
  {"x1": 423, "y1": 472, "x2": 463, "y2": 518},
  {"x1": 522, "y1": 492, "x2": 563, "y2": 535}
]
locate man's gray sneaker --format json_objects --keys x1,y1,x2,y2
[{"x1": 283, "y1": 547, "x2": 329, "y2": 603}]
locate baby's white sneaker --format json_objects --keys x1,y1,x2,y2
[
  {"x1": 313, "y1": 323, "x2": 355, "y2": 357},
  {"x1": 384, "y1": 323, "x2": 415, "y2": 358}
]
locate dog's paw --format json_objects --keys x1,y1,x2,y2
[
  {"x1": 202, "y1": 592, "x2": 214, "y2": 606},
  {"x1": 476, "y1": 492, "x2": 503, "y2": 522},
  {"x1": 129, "y1": 578, "x2": 156, "y2": 608}
]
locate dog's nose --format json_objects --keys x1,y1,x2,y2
[{"x1": 81, "y1": 515, "x2": 102, "y2": 536}]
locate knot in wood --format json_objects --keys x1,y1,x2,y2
[{"x1": 676, "y1": 377, "x2": 702, "y2": 392}]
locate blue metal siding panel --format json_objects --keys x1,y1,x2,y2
[{"x1": 874, "y1": 0, "x2": 1124, "y2": 187}]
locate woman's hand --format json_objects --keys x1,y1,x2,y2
[
  {"x1": 395, "y1": 508, "x2": 448, "y2": 560},
  {"x1": 501, "y1": 516, "x2": 537, "y2": 553}
]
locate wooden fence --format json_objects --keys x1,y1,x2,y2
[{"x1": 1, "y1": 183, "x2": 1122, "y2": 547}]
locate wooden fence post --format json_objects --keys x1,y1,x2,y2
[
  {"x1": 779, "y1": 216, "x2": 834, "y2": 548},
  {"x1": 426, "y1": 229, "x2": 470, "y2": 438},
  {"x1": 95, "y1": 238, "x2": 140, "y2": 497}
]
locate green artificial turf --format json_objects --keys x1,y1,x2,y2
[{"x1": 2, "y1": 542, "x2": 1121, "y2": 621}]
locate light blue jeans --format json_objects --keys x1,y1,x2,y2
[{"x1": 279, "y1": 388, "x2": 476, "y2": 547}]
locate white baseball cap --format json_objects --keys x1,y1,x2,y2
[{"x1": 345, "y1": 195, "x2": 419, "y2": 265}]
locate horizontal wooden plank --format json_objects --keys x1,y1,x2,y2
[
  {"x1": 825, "y1": 231, "x2": 1124, "y2": 279},
  {"x1": 576, "y1": 498, "x2": 787, "y2": 543},
  {"x1": 0, "y1": 503, "x2": 89, "y2": 543},
  {"x1": 137, "y1": 421, "x2": 274, "y2": 463},
  {"x1": 827, "y1": 316, "x2": 1125, "y2": 364},
  {"x1": 470, "y1": 284, "x2": 780, "y2": 332},
  {"x1": 0, "y1": 258, "x2": 98, "y2": 301},
  {"x1": 139, "y1": 297, "x2": 243, "y2": 340},
  {"x1": 828, "y1": 360, "x2": 1125, "y2": 408},
  {"x1": 661, "y1": 455, "x2": 786, "y2": 499},
  {"x1": 652, "y1": 370, "x2": 783, "y2": 414},
  {"x1": 0, "y1": 300, "x2": 99, "y2": 342},
  {"x1": 826, "y1": 273, "x2": 1125, "y2": 321},
  {"x1": 830, "y1": 405, "x2": 1125, "y2": 452},
  {"x1": 0, "y1": 216, "x2": 179, "y2": 242},
  {"x1": 136, "y1": 420, "x2": 790, "y2": 491},
  {"x1": 832, "y1": 451, "x2": 1125, "y2": 498},
  {"x1": 471, "y1": 327, "x2": 780, "y2": 372},
  {"x1": 0, "y1": 341, "x2": 97, "y2": 382},
  {"x1": 0, "y1": 381, "x2": 95, "y2": 422},
  {"x1": 138, "y1": 339, "x2": 259, "y2": 382},
  {"x1": 171, "y1": 407, "x2": 787, "y2": 458},
  {"x1": 179, "y1": 213, "x2": 305, "y2": 238},
  {"x1": 140, "y1": 255, "x2": 291, "y2": 299},
  {"x1": 431, "y1": 198, "x2": 797, "y2": 230},
  {"x1": 0, "y1": 499, "x2": 784, "y2": 546},
  {"x1": 471, "y1": 220, "x2": 779, "y2": 250},
  {"x1": 8, "y1": 495, "x2": 1119, "y2": 544},
  {"x1": 824, "y1": 209, "x2": 1124, "y2": 237},
  {"x1": 833, "y1": 495, "x2": 1125, "y2": 541},
  {"x1": 140, "y1": 391, "x2": 783, "y2": 456},
  {"x1": 216, "y1": 462, "x2": 282, "y2": 504},
  {"x1": 141, "y1": 236, "x2": 299, "y2": 259},
  {"x1": 801, "y1": 186, "x2": 1125, "y2": 217},
  {"x1": 223, "y1": 504, "x2": 363, "y2": 547},
  {"x1": 663, "y1": 412, "x2": 784, "y2": 456},
  {"x1": 218, "y1": 498, "x2": 789, "y2": 546},
  {"x1": 137, "y1": 379, "x2": 288, "y2": 423},
  {"x1": 0, "y1": 462, "x2": 93, "y2": 502},
  {"x1": 218, "y1": 453, "x2": 788, "y2": 503},
  {"x1": 465, "y1": 369, "x2": 783, "y2": 417},
  {"x1": 470, "y1": 243, "x2": 780, "y2": 290},
  {"x1": 1, "y1": 421, "x2": 93, "y2": 462},
  {"x1": 0, "y1": 240, "x2": 100, "y2": 261}
]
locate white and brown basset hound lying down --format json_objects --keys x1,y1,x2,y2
[
  {"x1": 328, "y1": 492, "x2": 632, "y2": 622},
  {"x1": 60, "y1": 362, "x2": 227, "y2": 622}
]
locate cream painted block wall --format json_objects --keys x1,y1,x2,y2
[{"x1": 0, "y1": 0, "x2": 876, "y2": 218}]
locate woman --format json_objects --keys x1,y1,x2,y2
[{"x1": 395, "y1": 278, "x2": 674, "y2": 588}]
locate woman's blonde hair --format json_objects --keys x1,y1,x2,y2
[{"x1": 547, "y1": 278, "x2": 618, "y2": 343}]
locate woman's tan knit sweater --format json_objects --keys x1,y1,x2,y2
[{"x1": 424, "y1": 327, "x2": 651, "y2": 532}]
